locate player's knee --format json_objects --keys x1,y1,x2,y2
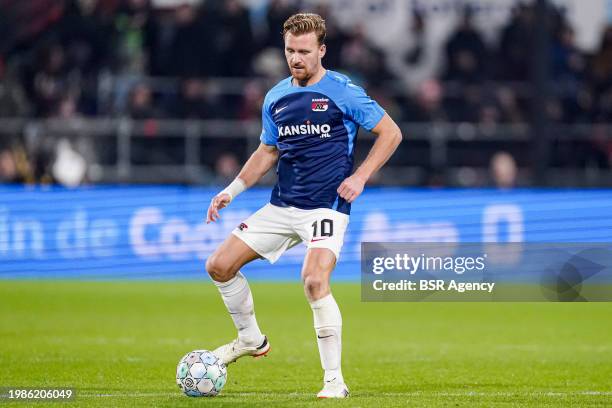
[
  {"x1": 303, "y1": 274, "x2": 327, "y2": 298},
  {"x1": 205, "y1": 253, "x2": 234, "y2": 282}
]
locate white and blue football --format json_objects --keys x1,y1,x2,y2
[{"x1": 176, "y1": 350, "x2": 227, "y2": 397}]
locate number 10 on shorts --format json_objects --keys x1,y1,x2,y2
[{"x1": 311, "y1": 219, "x2": 334, "y2": 240}]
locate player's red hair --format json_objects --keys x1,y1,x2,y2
[{"x1": 283, "y1": 13, "x2": 326, "y2": 45}]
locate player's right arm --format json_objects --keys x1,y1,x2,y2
[
  {"x1": 207, "y1": 92, "x2": 279, "y2": 224},
  {"x1": 236, "y1": 143, "x2": 279, "y2": 188},
  {"x1": 206, "y1": 143, "x2": 278, "y2": 223}
]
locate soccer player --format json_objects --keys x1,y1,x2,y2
[{"x1": 206, "y1": 13, "x2": 402, "y2": 398}]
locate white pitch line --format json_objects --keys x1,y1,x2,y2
[
  {"x1": 374, "y1": 391, "x2": 612, "y2": 397},
  {"x1": 79, "y1": 393, "x2": 175, "y2": 398},
  {"x1": 76, "y1": 391, "x2": 612, "y2": 398}
]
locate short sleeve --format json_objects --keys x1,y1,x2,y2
[
  {"x1": 345, "y1": 83, "x2": 385, "y2": 131},
  {"x1": 260, "y1": 100, "x2": 278, "y2": 145}
]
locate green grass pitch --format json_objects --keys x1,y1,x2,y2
[{"x1": 1, "y1": 281, "x2": 611, "y2": 407}]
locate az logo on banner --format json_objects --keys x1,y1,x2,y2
[{"x1": 311, "y1": 98, "x2": 329, "y2": 112}]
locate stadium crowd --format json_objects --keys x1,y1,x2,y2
[{"x1": 0, "y1": 0, "x2": 611, "y2": 186}]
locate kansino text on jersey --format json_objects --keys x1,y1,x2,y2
[
  {"x1": 372, "y1": 280, "x2": 496, "y2": 293},
  {"x1": 278, "y1": 123, "x2": 331, "y2": 137}
]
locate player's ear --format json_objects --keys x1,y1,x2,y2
[{"x1": 319, "y1": 44, "x2": 326, "y2": 58}]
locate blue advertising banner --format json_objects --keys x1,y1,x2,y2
[{"x1": 1, "y1": 186, "x2": 612, "y2": 280}]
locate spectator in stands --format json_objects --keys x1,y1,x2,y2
[
  {"x1": 498, "y1": 4, "x2": 534, "y2": 81},
  {"x1": 49, "y1": 90, "x2": 98, "y2": 183},
  {"x1": 174, "y1": 78, "x2": 220, "y2": 120},
  {"x1": 591, "y1": 87, "x2": 612, "y2": 124},
  {"x1": 213, "y1": 152, "x2": 240, "y2": 186},
  {"x1": 0, "y1": 0, "x2": 66, "y2": 56},
  {"x1": 30, "y1": 141, "x2": 57, "y2": 185},
  {"x1": 445, "y1": 83, "x2": 482, "y2": 123},
  {"x1": 57, "y1": 0, "x2": 113, "y2": 76},
  {"x1": 442, "y1": 7, "x2": 488, "y2": 83},
  {"x1": 550, "y1": 21, "x2": 587, "y2": 123},
  {"x1": 405, "y1": 10, "x2": 427, "y2": 68},
  {"x1": 238, "y1": 80, "x2": 265, "y2": 121},
  {"x1": 263, "y1": 0, "x2": 298, "y2": 50},
  {"x1": 401, "y1": 10, "x2": 438, "y2": 90},
  {"x1": 162, "y1": 3, "x2": 202, "y2": 77},
  {"x1": 479, "y1": 101, "x2": 501, "y2": 127},
  {"x1": 252, "y1": 47, "x2": 287, "y2": 80},
  {"x1": 490, "y1": 151, "x2": 518, "y2": 188},
  {"x1": 401, "y1": 79, "x2": 447, "y2": 123},
  {"x1": 591, "y1": 26, "x2": 612, "y2": 89},
  {"x1": 0, "y1": 59, "x2": 30, "y2": 117},
  {"x1": 112, "y1": 0, "x2": 154, "y2": 74},
  {"x1": 54, "y1": 93, "x2": 81, "y2": 119},
  {"x1": 0, "y1": 148, "x2": 23, "y2": 183},
  {"x1": 213, "y1": 0, "x2": 255, "y2": 77},
  {"x1": 29, "y1": 43, "x2": 75, "y2": 117},
  {"x1": 310, "y1": 4, "x2": 347, "y2": 71},
  {"x1": 590, "y1": 25, "x2": 612, "y2": 123},
  {"x1": 52, "y1": 138, "x2": 88, "y2": 187},
  {"x1": 496, "y1": 86, "x2": 525, "y2": 124},
  {"x1": 127, "y1": 82, "x2": 181, "y2": 167},
  {"x1": 127, "y1": 82, "x2": 162, "y2": 119},
  {"x1": 551, "y1": 24, "x2": 585, "y2": 82},
  {"x1": 251, "y1": 0, "x2": 301, "y2": 80},
  {"x1": 339, "y1": 24, "x2": 392, "y2": 85}
]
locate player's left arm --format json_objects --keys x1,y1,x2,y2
[{"x1": 337, "y1": 113, "x2": 402, "y2": 203}]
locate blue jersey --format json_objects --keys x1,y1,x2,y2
[{"x1": 260, "y1": 70, "x2": 385, "y2": 215}]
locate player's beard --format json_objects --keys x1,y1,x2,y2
[{"x1": 290, "y1": 65, "x2": 311, "y2": 83}]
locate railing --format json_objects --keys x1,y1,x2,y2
[{"x1": 1, "y1": 118, "x2": 611, "y2": 186}]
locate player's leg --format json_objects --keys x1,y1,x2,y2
[
  {"x1": 301, "y1": 248, "x2": 349, "y2": 398},
  {"x1": 295, "y1": 208, "x2": 350, "y2": 397},
  {"x1": 206, "y1": 235, "x2": 270, "y2": 363},
  {"x1": 206, "y1": 234, "x2": 265, "y2": 340},
  {"x1": 209, "y1": 204, "x2": 300, "y2": 365}
]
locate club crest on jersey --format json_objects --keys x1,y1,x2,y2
[{"x1": 311, "y1": 98, "x2": 329, "y2": 112}]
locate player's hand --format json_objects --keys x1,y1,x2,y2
[
  {"x1": 206, "y1": 193, "x2": 231, "y2": 223},
  {"x1": 337, "y1": 174, "x2": 366, "y2": 203}
]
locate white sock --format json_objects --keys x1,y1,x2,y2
[
  {"x1": 310, "y1": 294, "x2": 344, "y2": 384},
  {"x1": 213, "y1": 271, "x2": 264, "y2": 346}
]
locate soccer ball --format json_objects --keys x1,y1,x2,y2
[{"x1": 176, "y1": 350, "x2": 227, "y2": 397}]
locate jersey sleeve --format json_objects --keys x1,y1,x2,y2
[
  {"x1": 260, "y1": 98, "x2": 279, "y2": 146},
  {"x1": 344, "y1": 83, "x2": 386, "y2": 131}
]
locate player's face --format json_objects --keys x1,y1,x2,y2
[{"x1": 284, "y1": 32, "x2": 326, "y2": 83}]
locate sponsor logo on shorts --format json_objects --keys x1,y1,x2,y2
[{"x1": 238, "y1": 222, "x2": 248, "y2": 231}]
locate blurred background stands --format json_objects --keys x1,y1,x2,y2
[{"x1": 0, "y1": 0, "x2": 611, "y2": 187}]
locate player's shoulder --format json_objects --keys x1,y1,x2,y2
[
  {"x1": 263, "y1": 76, "x2": 293, "y2": 108},
  {"x1": 325, "y1": 70, "x2": 364, "y2": 91},
  {"x1": 323, "y1": 70, "x2": 368, "y2": 102},
  {"x1": 325, "y1": 70, "x2": 352, "y2": 86}
]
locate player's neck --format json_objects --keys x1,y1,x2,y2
[{"x1": 293, "y1": 67, "x2": 326, "y2": 87}]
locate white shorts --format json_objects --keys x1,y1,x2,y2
[{"x1": 232, "y1": 203, "x2": 349, "y2": 263}]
